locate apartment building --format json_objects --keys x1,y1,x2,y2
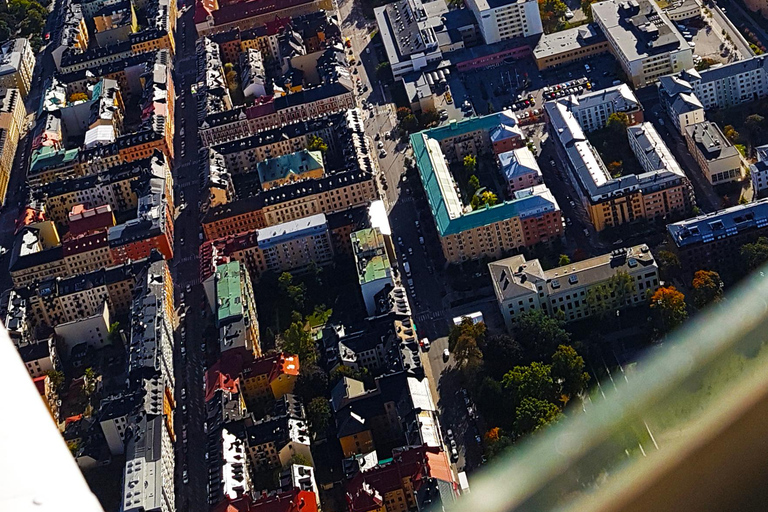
[
  {"x1": 750, "y1": 144, "x2": 768, "y2": 198},
  {"x1": 499, "y1": 147, "x2": 543, "y2": 194},
  {"x1": 200, "y1": 147, "x2": 235, "y2": 211},
  {"x1": 241, "y1": 48, "x2": 267, "y2": 98},
  {"x1": 93, "y1": 2, "x2": 138, "y2": 47},
  {"x1": 667, "y1": 199, "x2": 768, "y2": 275},
  {"x1": 198, "y1": 82, "x2": 354, "y2": 147},
  {"x1": 239, "y1": 353, "x2": 300, "y2": 410},
  {"x1": 200, "y1": 208, "x2": 373, "y2": 284},
  {"x1": 202, "y1": 170, "x2": 377, "y2": 239},
  {"x1": 0, "y1": 88, "x2": 26, "y2": 205},
  {"x1": 592, "y1": 0, "x2": 693, "y2": 88},
  {"x1": 466, "y1": 0, "x2": 543, "y2": 44},
  {"x1": 345, "y1": 445, "x2": 455, "y2": 512},
  {"x1": 411, "y1": 113, "x2": 563, "y2": 264},
  {"x1": 257, "y1": 150, "x2": 325, "y2": 190},
  {"x1": 545, "y1": 98, "x2": 694, "y2": 231},
  {"x1": 560, "y1": 84, "x2": 644, "y2": 133},
  {"x1": 212, "y1": 118, "x2": 335, "y2": 174},
  {"x1": 203, "y1": 261, "x2": 261, "y2": 357},
  {"x1": 657, "y1": 73, "x2": 705, "y2": 134},
  {"x1": 490, "y1": 244, "x2": 659, "y2": 329},
  {"x1": 245, "y1": 413, "x2": 313, "y2": 471},
  {"x1": 51, "y1": 0, "x2": 90, "y2": 71},
  {"x1": 23, "y1": 257, "x2": 149, "y2": 329},
  {"x1": 197, "y1": 37, "x2": 233, "y2": 120},
  {"x1": 0, "y1": 38, "x2": 35, "y2": 97},
  {"x1": 0, "y1": 289, "x2": 31, "y2": 346},
  {"x1": 352, "y1": 228, "x2": 394, "y2": 316},
  {"x1": 28, "y1": 147, "x2": 82, "y2": 187},
  {"x1": 194, "y1": 0, "x2": 332, "y2": 36},
  {"x1": 54, "y1": 302, "x2": 112, "y2": 353},
  {"x1": 18, "y1": 337, "x2": 59, "y2": 378},
  {"x1": 9, "y1": 228, "x2": 69, "y2": 288},
  {"x1": 660, "y1": 55, "x2": 768, "y2": 112},
  {"x1": 533, "y1": 24, "x2": 610, "y2": 70},
  {"x1": 684, "y1": 121, "x2": 744, "y2": 185}
]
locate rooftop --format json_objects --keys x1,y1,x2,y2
[
  {"x1": 216, "y1": 261, "x2": 244, "y2": 323},
  {"x1": 592, "y1": 0, "x2": 688, "y2": 61},
  {"x1": 667, "y1": 198, "x2": 768, "y2": 248},
  {"x1": 533, "y1": 23, "x2": 606, "y2": 59},
  {"x1": 256, "y1": 149, "x2": 325, "y2": 186}
]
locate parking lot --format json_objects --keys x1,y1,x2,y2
[
  {"x1": 680, "y1": 16, "x2": 740, "y2": 64},
  {"x1": 446, "y1": 53, "x2": 622, "y2": 119}
]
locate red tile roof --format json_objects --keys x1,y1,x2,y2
[{"x1": 212, "y1": 489, "x2": 318, "y2": 512}]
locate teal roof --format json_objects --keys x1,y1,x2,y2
[
  {"x1": 410, "y1": 112, "x2": 555, "y2": 237},
  {"x1": 216, "y1": 261, "x2": 243, "y2": 323},
  {"x1": 256, "y1": 149, "x2": 324, "y2": 185},
  {"x1": 30, "y1": 147, "x2": 79, "y2": 174}
]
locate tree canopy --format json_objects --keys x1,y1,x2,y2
[
  {"x1": 741, "y1": 237, "x2": 768, "y2": 271},
  {"x1": 502, "y1": 361, "x2": 555, "y2": 407},
  {"x1": 448, "y1": 319, "x2": 485, "y2": 369},
  {"x1": 551, "y1": 345, "x2": 590, "y2": 401},
  {"x1": 307, "y1": 135, "x2": 328, "y2": 153},
  {"x1": 307, "y1": 397, "x2": 332, "y2": 434},
  {"x1": 691, "y1": 270, "x2": 723, "y2": 309},
  {"x1": 514, "y1": 397, "x2": 560, "y2": 435},
  {"x1": 280, "y1": 322, "x2": 317, "y2": 365},
  {"x1": 538, "y1": 0, "x2": 567, "y2": 32},
  {"x1": 515, "y1": 310, "x2": 570, "y2": 362},
  {"x1": 649, "y1": 286, "x2": 688, "y2": 334},
  {"x1": 483, "y1": 334, "x2": 523, "y2": 379}
]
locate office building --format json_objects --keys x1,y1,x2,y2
[
  {"x1": 0, "y1": 38, "x2": 35, "y2": 97},
  {"x1": 592, "y1": 0, "x2": 693, "y2": 87},
  {"x1": 684, "y1": 121, "x2": 744, "y2": 185},
  {"x1": 490, "y1": 244, "x2": 659, "y2": 328},
  {"x1": 533, "y1": 24, "x2": 609, "y2": 70},
  {"x1": 466, "y1": 0, "x2": 543, "y2": 44}
]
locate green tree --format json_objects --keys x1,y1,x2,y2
[
  {"x1": 400, "y1": 114, "x2": 420, "y2": 133},
  {"x1": 745, "y1": 114, "x2": 765, "y2": 148},
  {"x1": 448, "y1": 319, "x2": 486, "y2": 370},
  {"x1": 585, "y1": 271, "x2": 634, "y2": 318},
  {"x1": 480, "y1": 190, "x2": 498, "y2": 207},
  {"x1": 307, "y1": 135, "x2": 328, "y2": 153},
  {"x1": 551, "y1": 345, "x2": 590, "y2": 402},
  {"x1": 329, "y1": 365, "x2": 373, "y2": 387},
  {"x1": 45, "y1": 369, "x2": 64, "y2": 392},
  {"x1": 281, "y1": 322, "x2": 317, "y2": 365},
  {"x1": 691, "y1": 270, "x2": 723, "y2": 309},
  {"x1": 483, "y1": 334, "x2": 523, "y2": 380},
  {"x1": 396, "y1": 107, "x2": 412, "y2": 120},
  {"x1": 464, "y1": 154, "x2": 477, "y2": 174},
  {"x1": 83, "y1": 367, "x2": 97, "y2": 398},
  {"x1": 307, "y1": 397, "x2": 332, "y2": 434},
  {"x1": 656, "y1": 250, "x2": 681, "y2": 281},
  {"x1": 420, "y1": 109, "x2": 441, "y2": 127},
  {"x1": 289, "y1": 453, "x2": 312, "y2": 466},
  {"x1": 723, "y1": 125, "x2": 740, "y2": 144},
  {"x1": 515, "y1": 310, "x2": 570, "y2": 361},
  {"x1": 558, "y1": 254, "x2": 571, "y2": 266},
  {"x1": 225, "y1": 70, "x2": 239, "y2": 91},
  {"x1": 514, "y1": 396, "x2": 560, "y2": 435},
  {"x1": 502, "y1": 362, "x2": 555, "y2": 405},
  {"x1": 649, "y1": 286, "x2": 688, "y2": 333},
  {"x1": 741, "y1": 237, "x2": 768, "y2": 271},
  {"x1": 278, "y1": 272, "x2": 307, "y2": 310},
  {"x1": 538, "y1": 0, "x2": 568, "y2": 32},
  {"x1": 294, "y1": 364, "x2": 328, "y2": 403},
  {"x1": 581, "y1": 0, "x2": 597, "y2": 21},
  {"x1": 607, "y1": 112, "x2": 630, "y2": 134},
  {"x1": 468, "y1": 174, "x2": 480, "y2": 194},
  {"x1": 107, "y1": 321, "x2": 121, "y2": 345}
]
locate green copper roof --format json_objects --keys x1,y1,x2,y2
[
  {"x1": 256, "y1": 149, "x2": 324, "y2": 185},
  {"x1": 360, "y1": 254, "x2": 390, "y2": 284},
  {"x1": 216, "y1": 261, "x2": 243, "y2": 323},
  {"x1": 410, "y1": 112, "x2": 556, "y2": 237},
  {"x1": 30, "y1": 147, "x2": 79, "y2": 173}
]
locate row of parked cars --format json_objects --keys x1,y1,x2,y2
[{"x1": 542, "y1": 77, "x2": 592, "y2": 101}]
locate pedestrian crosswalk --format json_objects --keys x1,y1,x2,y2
[
  {"x1": 173, "y1": 255, "x2": 199, "y2": 265},
  {"x1": 415, "y1": 310, "x2": 445, "y2": 323}
]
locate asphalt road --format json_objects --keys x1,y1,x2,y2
[{"x1": 171, "y1": 5, "x2": 212, "y2": 511}]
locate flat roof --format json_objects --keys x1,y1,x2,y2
[
  {"x1": 533, "y1": 24, "x2": 606, "y2": 59},
  {"x1": 216, "y1": 261, "x2": 243, "y2": 323},
  {"x1": 592, "y1": 0, "x2": 687, "y2": 62}
]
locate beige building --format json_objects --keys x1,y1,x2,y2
[
  {"x1": 490, "y1": 244, "x2": 659, "y2": 329},
  {"x1": 684, "y1": 121, "x2": 744, "y2": 185},
  {"x1": 54, "y1": 301, "x2": 112, "y2": 354},
  {"x1": 593, "y1": 0, "x2": 693, "y2": 88},
  {"x1": 0, "y1": 39, "x2": 35, "y2": 98},
  {"x1": 0, "y1": 88, "x2": 25, "y2": 205}
]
